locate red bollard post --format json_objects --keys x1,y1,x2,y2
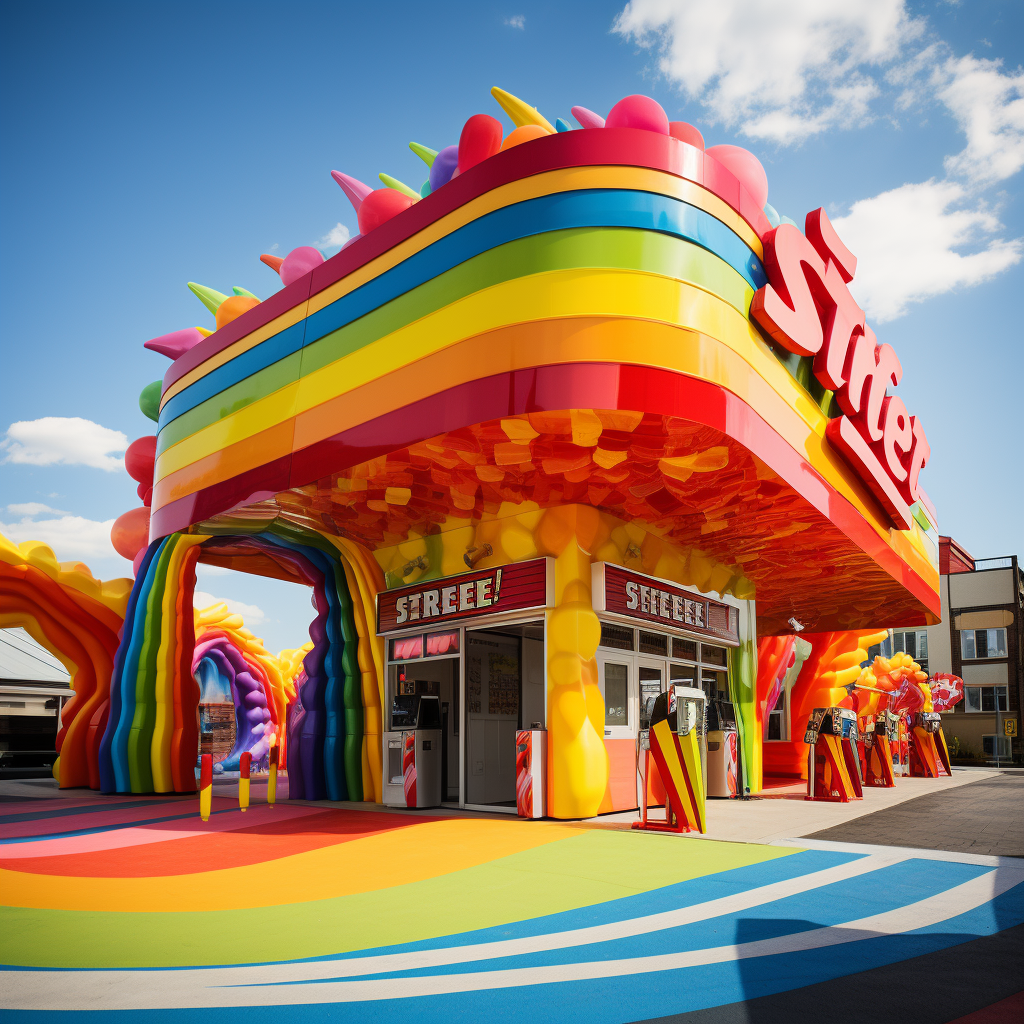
[
  {"x1": 199, "y1": 754, "x2": 213, "y2": 821},
  {"x1": 239, "y1": 751, "x2": 251, "y2": 812}
]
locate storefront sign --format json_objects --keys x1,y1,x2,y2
[
  {"x1": 377, "y1": 557, "x2": 552, "y2": 634},
  {"x1": 751, "y1": 209, "x2": 930, "y2": 531},
  {"x1": 592, "y1": 564, "x2": 739, "y2": 645}
]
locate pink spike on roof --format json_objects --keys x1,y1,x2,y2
[
  {"x1": 571, "y1": 105, "x2": 605, "y2": 129},
  {"x1": 331, "y1": 170, "x2": 374, "y2": 212},
  {"x1": 144, "y1": 327, "x2": 205, "y2": 360}
]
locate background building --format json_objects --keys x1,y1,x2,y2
[
  {"x1": 0, "y1": 628, "x2": 73, "y2": 778},
  {"x1": 872, "y1": 538, "x2": 1023, "y2": 764}
]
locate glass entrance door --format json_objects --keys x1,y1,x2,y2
[{"x1": 638, "y1": 659, "x2": 664, "y2": 731}]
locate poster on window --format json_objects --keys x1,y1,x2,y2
[{"x1": 488, "y1": 653, "x2": 520, "y2": 717}]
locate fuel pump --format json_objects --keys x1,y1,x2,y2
[
  {"x1": 862, "y1": 710, "x2": 898, "y2": 788},
  {"x1": 910, "y1": 711, "x2": 951, "y2": 778},
  {"x1": 805, "y1": 706, "x2": 863, "y2": 802},
  {"x1": 633, "y1": 685, "x2": 706, "y2": 834}
]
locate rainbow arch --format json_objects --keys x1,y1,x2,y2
[
  {"x1": 92, "y1": 522, "x2": 384, "y2": 800},
  {"x1": 0, "y1": 534, "x2": 131, "y2": 790}
]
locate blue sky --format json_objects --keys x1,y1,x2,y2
[{"x1": 2, "y1": 1, "x2": 1022, "y2": 652}]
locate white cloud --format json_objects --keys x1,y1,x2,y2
[
  {"x1": 937, "y1": 54, "x2": 1024, "y2": 185},
  {"x1": 613, "y1": 0, "x2": 922, "y2": 143},
  {"x1": 1, "y1": 417, "x2": 127, "y2": 472},
  {"x1": 505, "y1": 15, "x2": 525, "y2": 30},
  {"x1": 196, "y1": 563, "x2": 232, "y2": 577},
  {"x1": 316, "y1": 223, "x2": 351, "y2": 251},
  {"x1": 0, "y1": 513, "x2": 122, "y2": 563},
  {"x1": 6, "y1": 502, "x2": 67, "y2": 516},
  {"x1": 193, "y1": 590, "x2": 267, "y2": 626},
  {"x1": 832, "y1": 179, "x2": 1023, "y2": 321}
]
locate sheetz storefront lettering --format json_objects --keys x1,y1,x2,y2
[
  {"x1": 593, "y1": 563, "x2": 739, "y2": 645},
  {"x1": 751, "y1": 208, "x2": 931, "y2": 530},
  {"x1": 377, "y1": 557, "x2": 551, "y2": 633}
]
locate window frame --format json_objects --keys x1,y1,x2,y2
[
  {"x1": 596, "y1": 650, "x2": 636, "y2": 739},
  {"x1": 960, "y1": 627, "x2": 1008, "y2": 660},
  {"x1": 965, "y1": 685, "x2": 1009, "y2": 713},
  {"x1": 982, "y1": 734, "x2": 1012, "y2": 758}
]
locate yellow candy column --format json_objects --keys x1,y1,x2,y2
[{"x1": 538, "y1": 506, "x2": 608, "y2": 818}]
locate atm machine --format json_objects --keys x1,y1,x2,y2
[
  {"x1": 633, "y1": 685, "x2": 706, "y2": 834},
  {"x1": 804, "y1": 706, "x2": 863, "y2": 802},
  {"x1": 705, "y1": 699, "x2": 739, "y2": 798},
  {"x1": 910, "y1": 711, "x2": 951, "y2": 778},
  {"x1": 383, "y1": 694, "x2": 442, "y2": 809}
]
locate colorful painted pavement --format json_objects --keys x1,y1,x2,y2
[{"x1": 2, "y1": 794, "x2": 1023, "y2": 1021}]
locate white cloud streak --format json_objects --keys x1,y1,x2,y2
[
  {"x1": 193, "y1": 590, "x2": 267, "y2": 626},
  {"x1": 613, "y1": 0, "x2": 922, "y2": 143},
  {"x1": 0, "y1": 513, "x2": 122, "y2": 563},
  {"x1": 6, "y1": 502, "x2": 67, "y2": 517},
  {"x1": 316, "y1": 223, "x2": 351, "y2": 251},
  {"x1": 833, "y1": 179, "x2": 1023, "y2": 321},
  {"x1": 1, "y1": 417, "x2": 127, "y2": 472},
  {"x1": 938, "y1": 53, "x2": 1024, "y2": 185}
]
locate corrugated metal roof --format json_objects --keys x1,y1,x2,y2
[{"x1": 0, "y1": 628, "x2": 71, "y2": 684}]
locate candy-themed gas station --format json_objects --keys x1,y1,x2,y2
[{"x1": 2, "y1": 86, "x2": 962, "y2": 832}]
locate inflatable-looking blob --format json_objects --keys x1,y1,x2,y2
[{"x1": 7, "y1": 83, "x2": 944, "y2": 819}]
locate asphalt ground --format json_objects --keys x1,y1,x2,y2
[{"x1": 805, "y1": 773, "x2": 1024, "y2": 858}]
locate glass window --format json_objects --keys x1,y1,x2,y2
[
  {"x1": 701, "y1": 669, "x2": 728, "y2": 701},
  {"x1": 600, "y1": 623, "x2": 634, "y2": 651},
  {"x1": 672, "y1": 637, "x2": 697, "y2": 662},
  {"x1": 639, "y1": 666, "x2": 663, "y2": 730},
  {"x1": 638, "y1": 631, "x2": 668, "y2": 656},
  {"x1": 700, "y1": 644, "x2": 728, "y2": 668},
  {"x1": 390, "y1": 635, "x2": 423, "y2": 660},
  {"x1": 960, "y1": 630, "x2": 976, "y2": 660},
  {"x1": 983, "y1": 735, "x2": 1012, "y2": 758},
  {"x1": 767, "y1": 688, "x2": 786, "y2": 741},
  {"x1": 603, "y1": 662, "x2": 629, "y2": 727},
  {"x1": 962, "y1": 628, "x2": 1008, "y2": 659},
  {"x1": 670, "y1": 663, "x2": 696, "y2": 685},
  {"x1": 425, "y1": 630, "x2": 459, "y2": 656},
  {"x1": 966, "y1": 686, "x2": 1008, "y2": 712}
]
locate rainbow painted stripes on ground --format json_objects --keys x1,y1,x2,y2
[{"x1": 3, "y1": 796, "x2": 1023, "y2": 1020}]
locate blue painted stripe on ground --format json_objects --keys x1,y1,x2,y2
[
  {"x1": 285, "y1": 849, "x2": 860, "y2": 964},
  {"x1": 157, "y1": 189, "x2": 765, "y2": 431},
  {"x1": 0, "y1": 800, "x2": 176, "y2": 826},
  {"x1": 5, "y1": 881, "x2": 1020, "y2": 1023},
  {"x1": 271, "y1": 859, "x2": 989, "y2": 984}
]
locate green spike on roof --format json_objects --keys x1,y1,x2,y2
[
  {"x1": 232, "y1": 286, "x2": 260, "y2": 300},
  {"x1": 187, "y1": 282, "x2": 229, "y2": 314},
  {"x1": 378, "y1": 173, "x2": 420, "y2": 200},
  {"x1": 409, "y1": 141, "x2": 438, "y2": 167}
]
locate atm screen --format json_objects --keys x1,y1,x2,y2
[{"x1": 390, "y1": 695, "x2": 420, "y2": 731}]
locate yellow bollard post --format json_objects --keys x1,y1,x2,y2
[
  {"x1": 239, "y1": 751, "x2": 251, "y2": 812},
  {"x1": 267, "y1": 746, "x2": 278, "y2": 806},
  {"x1": 199, "y1": 754, "x2": 212, "y2": 822}
]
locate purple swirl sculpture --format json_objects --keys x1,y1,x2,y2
[{"x1": 193, "y1": 634, "x2": 274, "y2": 773}]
